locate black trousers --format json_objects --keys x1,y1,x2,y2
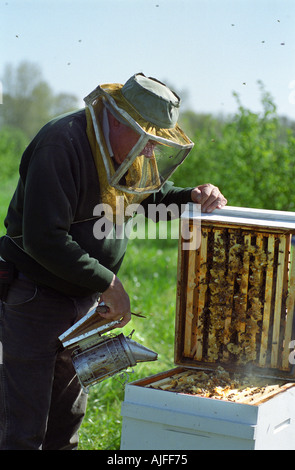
[{"x1": 0, "y1": 277, "x2": 97, "y2": 450}]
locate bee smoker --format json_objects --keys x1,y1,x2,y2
[{"x1": 59, "y1": 305, "x2": 158, "y2": 392}]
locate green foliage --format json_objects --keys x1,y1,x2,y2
[
  {"x1": 0, "y1": 127, "x2": 28, "y2": 183},
  {"x1": 173, "y1": 83, "x2": 295, "y2": 211},
  {"x1": 0, "y1": 126, "x2": 26, "y2": 233},
  {"x1": 0, "y1": 177, "x2": 19, "y2": 235},
  {"x1": 1, "y1": 61, "x2": 79, "y2": 139}
]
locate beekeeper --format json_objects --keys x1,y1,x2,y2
[{"x1": 0, "y1": 73, "x2": 227, "y2": 450}]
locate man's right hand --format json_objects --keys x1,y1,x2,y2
[{"x1": 99, "y1": 274, "x2": 131, "y2": 327}]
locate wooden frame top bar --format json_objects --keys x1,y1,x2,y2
[{"x1": 181, "y1": 204, "x2": 295, "y2": 231}]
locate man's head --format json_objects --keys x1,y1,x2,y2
[
  {"x1": 107, "y1": 109, "x2": 157, "y2": 165},
  {"x1": 84, "y1": 73, "x2": 194, "y2": 194}
]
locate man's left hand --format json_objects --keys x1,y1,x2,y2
[{"x1": 191, "y1": 184, "x2": 227, "y2": 213}]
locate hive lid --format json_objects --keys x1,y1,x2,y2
[
  {"x1": 175, "y1": 205, "x2": 295, "y2": 380},
  {"x1": 181, "y1": 204, "x2": 295, "y2": 231}
]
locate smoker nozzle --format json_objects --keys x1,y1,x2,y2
[{"x1": 124, "y1": 337, "x2": 158, "y2": 364}]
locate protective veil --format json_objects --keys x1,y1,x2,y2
[{"x1": 84, "y1": 74, "x2": 194, "y2": 201}]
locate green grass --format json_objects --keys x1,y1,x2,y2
[
  {"x1": 0, "y1": 184, "x2": 180, "y2": 450},
  {"x1": 0, "y1": 176, "x2": 18, "y2": 236}
]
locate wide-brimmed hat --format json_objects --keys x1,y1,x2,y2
[
  {"x1": 84, "y1": 73, "x2": 194, "y2": 195},
  {"x1": 121, "y1": 73, "x2": 180, "y2": 128},
  {"x1": 85, "y1": 73, "x2": 193, "y2": 147}
]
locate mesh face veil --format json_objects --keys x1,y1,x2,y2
[{"x1": 84, "y1": 75, "x2": 194, "y2": 195}]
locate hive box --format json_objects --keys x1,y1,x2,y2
[{"x1": 120, "y1": 205, "x2": 295, "y2": 450}]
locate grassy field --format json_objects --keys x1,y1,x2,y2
[
  {"x1": 0, "y1": 180, "x2": 180, "y2": 450},
  {"x1": 0, "y1": 177, "x2": 18, "y2": 234}
]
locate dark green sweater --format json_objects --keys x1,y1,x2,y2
[{"x1": 0, "y1": 110, "x2": 193, "y2": 297}]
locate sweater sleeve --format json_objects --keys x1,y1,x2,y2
[
  {"x1": 141, "y1": 180, "x2": 193, "y2": 221},
  {"x1": 22, "y1": 143, "x2": 114, "y2": 293}
]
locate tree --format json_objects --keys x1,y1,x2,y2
[
  {"x1": 1, "y1": 61, "x2": 79, "y2": 139},
  {"x1": 0, "y1": 126, "x2": 28, "y2": 183},
  {"x1": 173, "y1": 83, "x2": 295, "y2": 211}
]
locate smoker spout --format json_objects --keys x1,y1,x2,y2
[{"x1": 125, "y1": 337, "x2": 158, "y2": 363}]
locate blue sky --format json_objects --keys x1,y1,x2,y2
[{"x1": 1, "y1": 0, "x2": 295, "y2": 119}]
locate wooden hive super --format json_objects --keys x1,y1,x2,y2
[{"x1": 175, "y1": 205, "x2": 295, "y2": 377}]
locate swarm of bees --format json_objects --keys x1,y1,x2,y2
[
  {"x1": 185, "y1": 226, "x2": 290, "y2": 367},
  {"x1": 206, "y1": 229, "x2": 269, "y2": 363}
]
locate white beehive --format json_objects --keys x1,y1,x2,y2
[{"x1": 120, "y1": 206, "x2": 295, "y2": 450}]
